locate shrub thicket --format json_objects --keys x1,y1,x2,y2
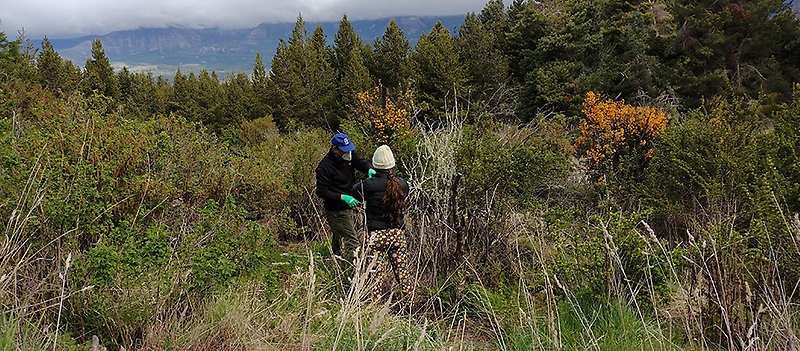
[
  {"x1": 2, "y1": 5, "x2": 800, "y2": 346},
  {"x1": 0, "y1": 76, "x2": 297, "y2": 348}
]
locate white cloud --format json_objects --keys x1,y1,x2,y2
[{"x1": 1, "y1": 0, "x2": 489, "y2": 39}]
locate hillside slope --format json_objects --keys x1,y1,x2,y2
[{"x1": 44, "y1": 15, "x2": 465, "y2": 78}]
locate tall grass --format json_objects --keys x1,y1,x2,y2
[{"x1": 0, "y1": 150, "x2": 90, "y2": 350}]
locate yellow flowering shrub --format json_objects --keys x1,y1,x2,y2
[
  {"x1": 574, "y1": 92, "x2": 670, "y2": 181},
  {"x1": 355, "y1": 83, "x2": 413, "y2": 145}
]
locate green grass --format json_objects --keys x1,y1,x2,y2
[{"x1": 505, "y1": 298, "x2": 686, "y2": 351}]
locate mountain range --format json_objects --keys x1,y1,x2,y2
[{"x1": 40, "y1": 16, "x2": 466, "y2": 79}]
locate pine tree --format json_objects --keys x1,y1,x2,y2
[
  {"x1": 11, "y1": 32, "x2": 38, "y2": 83},
  {"x1": 308, "y1": 25, "x2": 337, "y2": 128},
  {"x1": 458, "y1": 12, "x2": 515, "y2": 121},
  {"x1": 153, "y1": 74, "x2": 172, "y2": 115},
  {"x1": 265, "y1": 38, "x2": 294, "y2": 129},
  {"x1": 251, "y1": 52, "x2": 271, "y2": 121},
  {"x1": 505, "y1": 0, "x2": 536, "y2": 82},
  {"x1": 0, "y1": 29, "x2": 21, "y2": 79},
  {"x1": 218, "y1": 72, "x2": 255, "y2": 133},
  {"x1": 36, "y1": 37, "x2": 61, "y2": 91},
  {"x1": 252, "y1": 52, "x2": 267, "y2": 90},
  {"x1": 36, "y1": 37, "x2": 79, "y2": 96},
  {"x1": 83, "y1": 38, "x2": 120, "y2": 100},
  {"x1": 410, "y1": 21, "x2": 467, "y2": 122},
  {"x1": 117, "y1": 67, "x2": 157, "y2": 118},
  {"x1": 655, "y1": 0, "x2": 800, "y2": 108},
  {"x1": 333, "y1": 14, "x2": 372, "y2": 124},
  {"x1": 267, "y1": 15, "x2": 336, "y2": 129},
  {"x1": 369, "y1": 19, "x2": 412, "y2": 96},
  {"x1": 195, "y1": 69, "x2": 221, "y2": 126},
  {"x1": 170, "y1": 68, "x2": 194, "y2": 117},
  {"x1": 505, "y1": 0, "x2": 667, "y2": 116},
  {"x1": 481, "y1": 1, "x2": 508, "y2": 34}
]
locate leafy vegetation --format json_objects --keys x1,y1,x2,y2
[
  {"x1": 1, "y1": 2, "x2": 799, "y2": 350},
  {"x1": 574, "y1": 91, "x2": 670, "y2": 183}
]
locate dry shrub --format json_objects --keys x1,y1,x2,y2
[{"x1": 403, "y1": 113, "x2": 570, "y2": 293}]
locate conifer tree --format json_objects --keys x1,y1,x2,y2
[
  {"x1": 82, "y1": 38, "x2": 120, "y2": 100},
  {"x1": 252, "y1": 52, "x2": 267, "y2": 90},
  {"x1": 267, "y1": 15, "x2": 335, "y2": 129},
  {"x1": 251, "y1": 52, "x2": 271, "y2": 121},
  {"x1": 218, "y1": 72, "x2": 255, "y2": 133},
  {"x1": 265, "y1": 38, "x2": 294, "y2": 129},
  {"x1": 170, "y1": 68, "x2": 192, "y2": 116},
  {"x1": 458, "y1": 12, "x2": 515, "y2": 120},
  {"x1": 333, "y1": 14, "x2": 372, "y2": 124},
  {"x1": 505, "y1": 0, "x2": 666, "y2": 116},
  {"x1": 655, "y1": 0, "x2": 800, "y2": 108},
  {"x1": 36, "y1": 37, "x2": 61, "y2": 90},
  {"x1": 504, "y1": 0, "x2": 535, "y2": 82},
  {"x1": 153, "y1": 74, "x2": 172, "y2": 115},
  {"x1": 511, "y1": 0, "x2": 593, "y2": 115},
  {"x1": 62, "y1": 60, "x2": 82, "y2": 94},
  {"x1": 410, "y1": 21, "x2": 467, "y2": 122},
  {"x1": 369, "y1": 19, "x2": 412, "y2": 96},
  {"x1": 195, "y1": 69, "x2": 221, "y2": 126},
  {"x1": 117, "y1": 67, "x2": 157, "y2": 118},
  {"x1": 10, "y1": 32, "x2": 38, "y2": 82},
  {"x1": 308, "y1": 25, "x2": 337, "y2": 128},
  {"x1": 480, "y1": 0, "x2": 509, "y2": 44},
  {"x1": 0, "y1": 28, "x2": 21, "y2": 78},
  {"x1": 36, "y1": 37, "x2": 79, "y2": 96}
]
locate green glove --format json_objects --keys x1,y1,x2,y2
[
  {"x1": 341, "y1": 194, "x2": 359, "y2": 208},
  {"x1": 368, "y1": 169, "x2": 377, "y2": 178}
]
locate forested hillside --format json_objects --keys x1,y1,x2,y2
[
  {"x1": 1, "y1": 0, "x2": 799, "y2": 349},
  {"x1": 36, "y1": 15, "x2": 465, "y2": 80}
]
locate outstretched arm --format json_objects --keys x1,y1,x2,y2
[{"x1": 351, "y1": 150, "x2": 373, "y2": 175}]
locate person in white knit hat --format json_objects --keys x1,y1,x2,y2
[{"x1": 352, "y1": 145, "x2": 412, "y2": 302}]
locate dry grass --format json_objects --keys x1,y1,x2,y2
[{"x1": 1, "y1": 153, "x2": 59, "y2": 349}]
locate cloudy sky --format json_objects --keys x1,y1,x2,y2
[{"x1": 1, "y1": 0, "x2": 490, "y2": 39}]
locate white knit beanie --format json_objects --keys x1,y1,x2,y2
[{"x1": 372, "y1": 145, "x2": 396, "y2": 170}]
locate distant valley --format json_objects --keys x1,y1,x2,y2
[{"x1": 38, "y1": 16, "x2": 466, "y2": 80}]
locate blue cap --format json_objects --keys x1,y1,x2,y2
[{"x1": 331, "y1": 133, "x2": 355, "y2": 152}]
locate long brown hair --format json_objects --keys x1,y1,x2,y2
[{"x1": 381, "y1": 169, "x2": 405, "y2": 224}]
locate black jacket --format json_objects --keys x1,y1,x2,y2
[
  {"x1": 315, "y1": 149, "x2": 372, "y2": 211},
  {"x1": 352, "y1": 173, "x2": 409, "y2": 231}
]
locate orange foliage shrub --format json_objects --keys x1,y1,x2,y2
[
  {"x1": 355, "y1": 83, "x2": 413, "y2": 144},
  {"x1": 574, "y1": 92, "x2": 670, "y2": 181}
]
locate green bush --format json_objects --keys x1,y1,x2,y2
[
  {"x1": 241, "y1": 126, "x2": 329, "y2": 239},
  {"x1": 450, "y1": 119, "x2": 571, "y2": 284},
  {"x1": 183, "y1": 197, "x2": 277, "y2": 293},
  {"x1": 456, "y1": 119, "x2": 571, "y2": 208},
  {"x1": 772, "y1": 84, "x2": 800, "y2": 212},
  {"x1": 638, "y1": 96, "x2": 800, "y2": 348},
  {"x1": 71, "y1": 197, "x2": 282, "y2": 348},
  {"x1": 641, "y1": 97, "x2": 783, "y2": 235},
  {"x1": 400, "y1": 116, "x2": 573, "y2": 298},
  {"x1": 0, "y1": 77, "x2": 299, "y2": 348}
]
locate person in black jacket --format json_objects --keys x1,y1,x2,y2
[
  {"x1": 315, "y1": 133, "x2": 375, "y2": 268},
  {"x1": 351, "y1": 145, "x2": 411, "y2": 301}
]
